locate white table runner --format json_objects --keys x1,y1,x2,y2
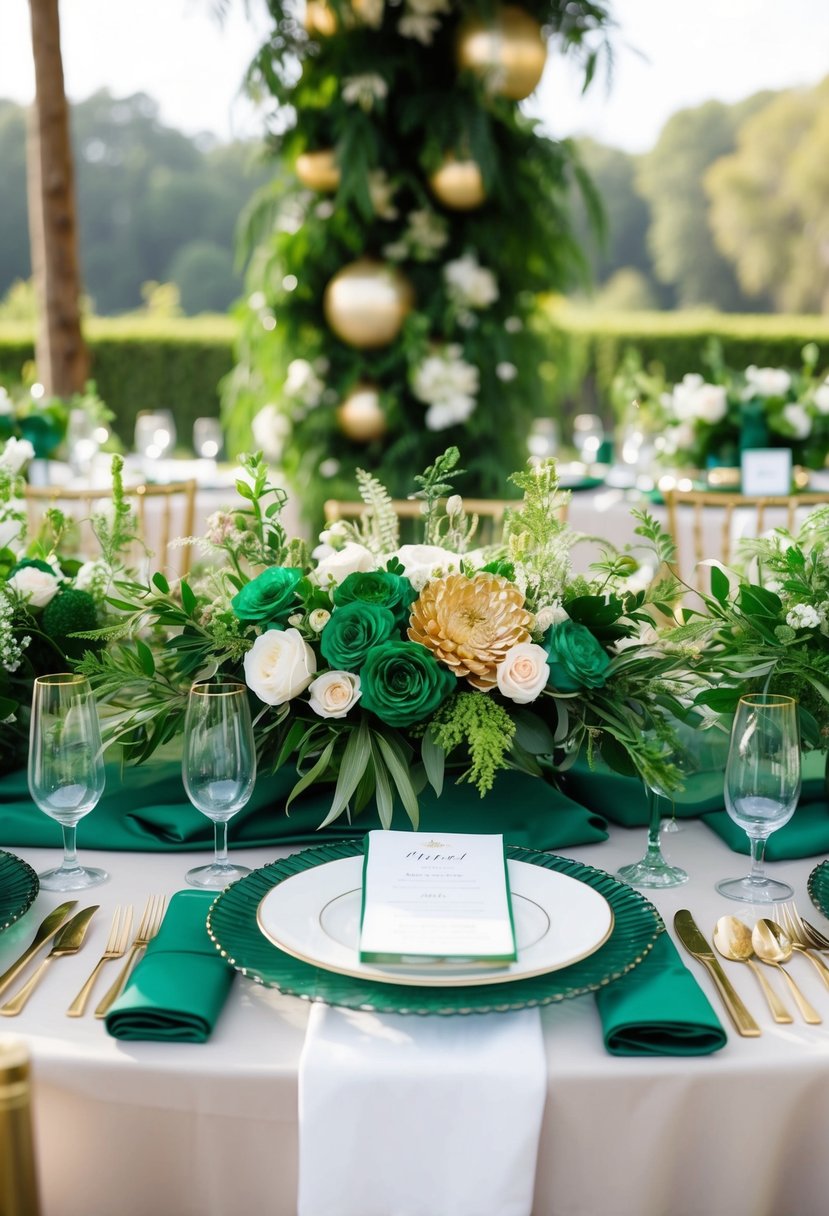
[{"x1": 297, "y1": 1003, "x2": 546, "y2": 1216}]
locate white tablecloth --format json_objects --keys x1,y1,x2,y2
[{"x1": 4, "y1": 820, "x2": 829, "y2": 1216}]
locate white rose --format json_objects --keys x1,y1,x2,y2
[
  {"x1": 309, "y1": 608, "x2": 331, "y2": 632},
  {"x1": 782, "y1": 402, "x2": 812, "y2": 439},
  {"x1": 0, "y1": 437, "x2": 35, "y2": 473},
  {"x1": 7, "y1": 565, "x2": 61, "y2": 607},
  {"x1": 308, "y1": 671, "x2": 362, "y2": 719},
  {"x1": 534, "y1": 602, "x2": 569, "y2": 633},
  {"x1": 390, "y1": 544, "x2": 461, "y2": 590},
  {"x1": 496, "y1": 642, "x2": 549, "y2": 704},
  {"x1": 694, "y1": 384, "x2": 728, "y2": 425},
  {"x1": 746, "y1": 366, "x2": 792, "y2": 397},
  {"x1": 312, "y1": 542, "x2": 376, "y2": 586},
  {"x1": 243, "y1": 628, "x2": 317, "y2": 706}
]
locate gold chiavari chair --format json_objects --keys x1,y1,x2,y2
[
  {"x1": 663, "y1": 486, "x2": 829, "y2": 590},
  {"x1": 24, "y1": 480, "x2": 198, "y2": 577},
  {"x1": 322, "y1": 497, "x2": 567, "y2": 546}
]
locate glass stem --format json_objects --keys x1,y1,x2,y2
[
  {"x1": 213, "y1": 820, "x2": 229, "y2": 869},
  {"x1": 645, "y1": 790, "x2": 665, "y2": 861},
  {"x1": 61, "y1": 823, "x2": 79, "y2": 871},
  {"x1": 748, "y1": 835, "x2": 768, "y2": 885}
]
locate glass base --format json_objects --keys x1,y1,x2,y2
[
  {"x1": 617, "y1": 856, "x2": 689, "y2": 889},
  {"x1": 185, "y1": 861, "x2": 252, "y2": 890},
  {"x1": 39, "y1": 864, "x2": 109, "y2": 891},
  {"x1": 716, "y1": 874, "x2": 794, "y2": 903}
]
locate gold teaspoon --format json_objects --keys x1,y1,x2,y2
[
  {"x1": 713, "y1": 916, "x2": 792, "y2": 1024},
  {"x1": 751, "y1": 920, "x2": 822, "y2": 1025}
]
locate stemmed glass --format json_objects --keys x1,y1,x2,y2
[
  {"x1": 618, "y1": 728, "x2": 690, "y2": 889},
  {"x1": 182, "y1": 680, "x2": 256, "y2": 889},
  {"x1": 716, "y1": 693, "x2": 801, "y2": 903},
  {"x1": 28, "y1": 674, "x2": 108, "y2": 890}
]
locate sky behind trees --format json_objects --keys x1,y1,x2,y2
[{"x1": 2, "y1": 0, "x2": 829, "y2": 151}]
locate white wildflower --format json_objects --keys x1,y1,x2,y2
[
  {"x1": 342, "y1": 73, "x2": 388, "y2": 112},
  {"x1": 786, "y1": 603, "x2": 820, "y2": 630},
  {"x1": 443, "y1": 252, "x2": 499, "y2": 310},
  {"x1": 0, "y1": 590, "x2": 26, "y2": 673},
  {"x1": 396, "y1": 208, "x2": 449, "y2": 261}
]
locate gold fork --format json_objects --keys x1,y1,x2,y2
[
  {"x1": 779, "y1": 903, "x2": 829, "y2": 953},
  {"x1": 775, "y1": 904, "x2": 829, "y2": 989},
  {"x1": 66, "y1": 905, "x2": 134, "y2": 1018},
  {"x1": 94, "y1": 895, "x2": 166, "y2": 1019}
]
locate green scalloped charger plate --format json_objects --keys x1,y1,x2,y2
[
  {"x1": 807, "y1": 860, "x2": 829, "y2": 920},
  {"x1": 207, "y1": 842, "x2": 663, "y2": 1015},
  {"x1": 0, "y1": 850, "x2": 39, "y2": 931}
]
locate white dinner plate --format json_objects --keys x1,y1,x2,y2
[{"x1": 256, "y1": 857, "x2": 614, "y2": 987}]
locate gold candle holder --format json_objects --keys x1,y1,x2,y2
[{"x1": 0, "y1": 1037, "x2": 41, "y2": 1216}]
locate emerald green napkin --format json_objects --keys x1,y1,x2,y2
[
  {"x1": 701, "y1": 799, "x2": 829, "y2": 860},
  {"x1": 0, "y1": 760, "x2": 608, "y2": 852},
  {"x1": 595, "y1": 932, "x2": 727, "y2": 1056},
  {"x1": 105, "y1": 890, "x2": 232, "y2": 1043}
]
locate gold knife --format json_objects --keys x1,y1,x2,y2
[
  {"x1": 0, "y1": 906, "x2": 99, "y2": 1017},
  {"x1": 674, "y1": 910, "x2": 761, "y2": 1037},
  {"x1": 0, "y1": 900, "x2": 79, "y2": 999}
]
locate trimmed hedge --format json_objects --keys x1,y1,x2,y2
[{"x1": 3, "y1": 310, "x2": 829, "y2": 450}]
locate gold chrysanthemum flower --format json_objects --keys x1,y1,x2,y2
[{"x1": 408, "y1": 572, "x2": 533, "y2": 690}]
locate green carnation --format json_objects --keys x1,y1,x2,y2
[
  {"x1": 41, "y1": 588, "x2": 99, "y2": 660},
  {"x1": 360, "y1": 640, "x2": 456, "y2": 727},
  {"x1": 320, "y1": 602, "x2": 397, "y2": 670},
  {"x1": 545, "y1": 620, "x2": 611, "y2": 692},
  {"x1": 231, "y1": 566, "x2": 302, "y2": 625},
  {"x1": 333, "y1": 569, "x2": 416, "y2": 627}
]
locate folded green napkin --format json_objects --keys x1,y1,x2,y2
[
  {"x1": 701, "y1": 798, "x2": 829, "y2": 860},
  {"x1": 105, "y1": 890, "x2": 232, "y2": 1042},
  {"x1": 595, "y1": 932, "x2": 727, "y2": 1056},
  {"x1": 0, "y1": 759, "x2": 608, "y2": 852}
]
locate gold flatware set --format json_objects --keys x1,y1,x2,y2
[
  {"x1": 0, "y1": 896, "x2": 165, "y2": 1018},
  {"x1": 676, "y1": 904, "x2": 829, "y2": 1037}
]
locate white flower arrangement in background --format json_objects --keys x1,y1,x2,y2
[
  {"x1": 341, "y1": 73, "x2": 388, "y2": 112},
  {"x1": 443, "y1": 252, "x2": 499, "y2": 311},
  {"x1": 397, "y1": 0, "x2": 451, "y2": 45},
  {"x1": 411, "y1": 344, "x2": 480, "y2": 431}
]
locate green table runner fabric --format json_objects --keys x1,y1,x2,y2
[
  {"x1": 105, "y1": 890, "x2": 232, "y2": 1042},
  {"x1": 595, "y1": 933, "x2": 727, "y2": 1056},
  {"x1": 701, "y1": 800, "x2": 829, "y2": 860},
  {"x1": 0, "y1": 761, "x2": 608, "y2": 853}
]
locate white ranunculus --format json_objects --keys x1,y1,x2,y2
[
  {"x1": 694, "y1": 384, "x2": 728, "y2": 424},
  {"x1": 243, "y1": 628, "x2": 316, "y2": 706},
  {"x1": 782, "y1": 402, "x2": 812, "y2": 439},
  {"x1": 391, "y1": 544, "x2": 461, "y2": 590},
  {"x1": 312, "y1": 542, "x2": 376, "y2": 586},
  {"x1": 746, "y1": 366, "x2": 792, "y2": 397},
  {"x1": 7, "y1": 565, "x2": 61, "y2": 608},
  {"x1": 308, "y1": 670, "x2": 362, "y2": 719},
  {"x1": 815, "y1": 383, "x2": 829, "y2": 414},
  {"x1": 0, "y1": 437, "x2": 35, "y2": 473},
  {"x1": 496, "y1": 642, "x2": 550, "y2": 704}
]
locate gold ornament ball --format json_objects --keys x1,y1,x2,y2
[
  {"x1": 304, "y1": 0, "x2": 338, "y2": 36},
  {"x1": 428, "y1": 155, "x2": 487, "y2": 211},
  {"x1": 323, "y1": 258, "x2": 414, "y2": 349},
  {"x1": 295, "y1": 149, "x2": 341, "y2": 193},
  {"x1": 337, "y1": 384, "x2": 388, "y2": 442},
  {"x1": 456, "y1": 5, "x2": 548, "y2": 102}
]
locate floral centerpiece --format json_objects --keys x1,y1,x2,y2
[
  {"x1": 79, "y1": 448, "x2": 706, "y2": 828},
  {"x1": 0, "y1": 377, "x2": 112, "y2": 467},
  {"x1": 612, "y1": 343, "x2": 829, "y2": 475}
]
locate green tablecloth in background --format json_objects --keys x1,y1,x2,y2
[{"x1": 0, "y1": 760, "x2": 609, "y2": 853}]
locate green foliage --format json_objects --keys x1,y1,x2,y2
[{"x1": 430, "y1": 692, "x2": 517, "y2": 796}]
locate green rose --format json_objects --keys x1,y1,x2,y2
[
  {"x1": 231, "y1": 567, "x2": 302, "y2": 625},
  {"x1": 545, "y1": 620, "x2": 611, "y2": 692},
  {"x1": 320, "y1": 602, "x2": 397, "y2": 670},
  {"x1": 360, "y1": 640, "x2": 456, "y2": 727},
  {"x1": 333, "y1": 570, "x2": 416, "y2": 627}
]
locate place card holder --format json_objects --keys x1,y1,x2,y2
[{"x1": 0, "y1": 1036, "x2": 41, "y2": 1216}]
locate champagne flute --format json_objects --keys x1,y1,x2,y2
[
  {"x1": 182, "y1": 680, "x2": 255, "y2": 889},
  {"x1": 716, "y1": 693, "x2": 800, "y2": 903},
  {"x1": 28, "y1": 674, "x2": 108, "y2": 891}
]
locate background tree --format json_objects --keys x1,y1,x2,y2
[
  {"x1": 27, "y1": 0, "x2": 88, "y2": 395},
  {"x1": 637, "y1": 95, "x2": 774, "y2": 311},
  {"x1": 706, "y1": 76, "x2": 829, "y2": 314},
  {"x1": 223, "y1": 1, "x2": 614, "y2": 520}
]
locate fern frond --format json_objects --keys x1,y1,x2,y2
[{"x1": 355, "y1": 467, "x2": 400, "y2": 553}]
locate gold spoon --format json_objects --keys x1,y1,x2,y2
[
  {"x1": 713, "y1": 916, "x2": 792, "y2": 1024},
  {"x1": 751, "y1": 920, "x2": 822, "y2": 1025}
]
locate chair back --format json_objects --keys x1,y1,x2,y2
[
  {"x1": 663, "y1": 487, "x2": 829, "y2": 588},
  {"x1": 24, "y1": 480, "x2": 198, "y2": 578},
  {"x1": 322, "y1": 497, "x2": 557, "y2": 546}
]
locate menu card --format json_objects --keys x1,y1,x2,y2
[{"x1": 359, "y1": 830, "x2": 517, "y2": 966}]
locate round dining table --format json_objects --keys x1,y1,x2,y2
[{"x1": 3, "y1": 817, "x2": 829, "y2": 1216}]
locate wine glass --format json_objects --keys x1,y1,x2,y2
[
  {"x1": 617, "y1": 729, "x2": 690, "y2": 889},
  {"x1": 28, "y1": 674, "x2": 108, "y2": 890},
  {"x1": 193, "y1": 417, "x2": 223, "y2": 461},
  {"x1": 134, "y1": 409, "x2": 176, "y2": 462},
  {"x1": 716, "y1": 693, "x2": 801, "y2": 903},
  {"x1": 572, "y1": 413, "x2": 605, "y2": 465},
  {"x1": 182, "y1": 680, "x2": 256, "y2": 889}
]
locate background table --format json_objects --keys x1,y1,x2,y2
[{"x1": 4, "y1": 821, "x2": 829, "y2": 1216}]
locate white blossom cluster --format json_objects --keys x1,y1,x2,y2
[
  {"x1": 0, "y1": 589, "x2": 28, "y2": 674},
  {"x1": 785, "y1": 602, "x2": 825, "y2": 631},
  {"x1": 367, "y1": 169, "x2": 398, "y2": 220},
  {"x1": 443, "y1": 253, "x2": 499, "y2": 311},
  {"x1": 341, "y1": 73, "x2": 388, "y2": 111},
  {"x1": 0, "y1": 437, "x2": 35, "y2": 475},
  {"x1": 397, "y1": 0, "x2": 451, "y2": 45},
  {"x1": 383, "y1": 208, "x2": 448, "y2": 262},
  {"x1": 663, "y1": 374, "x2": 727, "y2": 426},
  {"x1": 411, "y1": 344, "x2": 479, "y2": 430}
]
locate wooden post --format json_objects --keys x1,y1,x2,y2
[{"x1": 26, "y1": 0, "x2": 89, "y2": 398}]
